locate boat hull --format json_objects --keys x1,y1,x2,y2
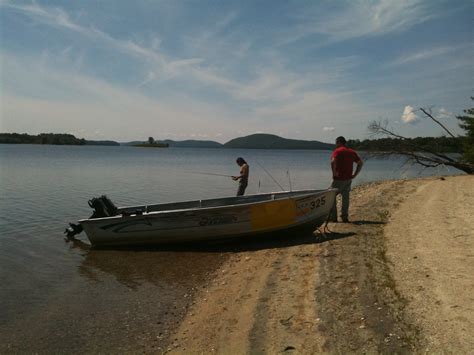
[{"x1": 80, "y1": 189, "x2": 336, "y2": 247}]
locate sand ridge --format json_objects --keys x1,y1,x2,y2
[{"x1": 384, "y1": 176, "x2": 474, "y2": 352}]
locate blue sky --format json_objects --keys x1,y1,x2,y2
[{"x1": 1, "y1": 0, "x2": 472, "y2": 143}]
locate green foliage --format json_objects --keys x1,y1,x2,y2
[
  {"x1": 148, "y1": 136, "x2": 155, "y2": 144},
  {"x1": 347, "y1": 136, "x2": 464, "y2": 153},
  {"x1": 456, "y1": 97, "x2": 474, "y2": 164},
  {"x1": 0, "y1": 133, "x2": 86, "y2": 145}
]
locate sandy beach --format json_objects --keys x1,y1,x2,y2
[{"x1": 166, "y1": 175, "x2": 474, "y2": 353}]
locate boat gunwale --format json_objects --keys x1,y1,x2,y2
[{"x1": 79, "y1": 188, "x2": 336, "y2": 224}]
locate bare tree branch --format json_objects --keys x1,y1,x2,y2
[
  {"x1": 419, "y1": 107, "x2": 456, "y2": 138},
  {"x1": 369, "y1": 120, "x2": 456, "y2": 162},
  {"x1": 368, "y1": 115, "x2": 474, "y2": 174}
]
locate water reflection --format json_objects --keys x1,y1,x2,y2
[
  {"x1": 71, "y1": 241, "x2": 227, "y2": 290},
  {"x1": 71, "y1": 226, "x2": 331, "y2": 290}
]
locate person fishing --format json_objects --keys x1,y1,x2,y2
[{"x1": 232, "y1": 157, "x2": 249, "y2": 196}]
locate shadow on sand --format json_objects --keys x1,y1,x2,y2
[
  {"x1": 348, "y1": 220, "x2": 386, "y2": 226},
  {"x1": 67, "y1": 225, "x2": 358, "y2": 254}
]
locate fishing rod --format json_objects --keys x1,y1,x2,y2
[
  {"x1": 256, "y1": 161, "x2": 285, "y2": 191},
  {"x1": 257, "y1": 162, "x2": 316, "y2": 226},
  {"x1": 184, "y1": 171, "x2": 234, "y2": 178},
  {"x1": 287, "y1": 169, "x2": 292, "y2": 192}
]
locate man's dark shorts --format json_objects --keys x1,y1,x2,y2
[{"x1": 237, "y1": 180, "x2": 248, "y2": 196}]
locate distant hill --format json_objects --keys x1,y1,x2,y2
[
  {"x1": 120, "y1": 140, "x2": 219, "y2": 147},
  {"x1": 121, "y1": 141, "x2": 146, "y2": 146},
  {"x1": 163, "y1": 139, "x2": 223, "y2": 148},
  {"x1": 224, "y1": 134, "x2": 335, "y2": 150},
  {"x1": 133, "y1": 142, "x2": 169, "y2": 148},
  {"x1": 85, "y1": 140, "x2": 120, "y2": 146}
]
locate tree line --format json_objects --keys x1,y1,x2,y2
[
  {"x1": 0, "y1": 133, "x2": 86, "y2": 145},
  {"x1": 347, "y1": 136, "x2": 463, "y2": 153}
]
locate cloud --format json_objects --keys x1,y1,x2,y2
[
  {"x1": 323, "y1": 127, "x2": 335, "y2": 132},
  {"x1": 2, "y1": 44, "x2": 375, "y2": 143},
  {"x1": 438, "y1": 107, "x2": 453, "y2": 119},
  {"x1": 401, "y1": 105, "x2": 418, "y2": 123},
  {"x1": 2, "y1": 0, "x2": 468, "y2": 143},
  {"x1": 280, "y1": 0, "x2": 435, "y2": 45},
  {"x1": 0, "y1": 52, "x2": 245, "y2": 142},
  {"x1": 389, "y1": 46, "x2": 462, "y2": 66},
  {"x1": 137, "y1": 72, "x2": 157, "y2": 87},
  {"x1": 1, "y1": 1, "x2": 205, "y2": 81},
  {"x1": 93, "y1": 130, "x2": 105, "y2": 138}
]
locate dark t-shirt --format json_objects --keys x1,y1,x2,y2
[{"x1": 331, "y1": 146, "x2": 361, "y2": 180}]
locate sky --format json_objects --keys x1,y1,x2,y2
[{"x1": 0, "y1": 0, "x2": 473, "y2": 143}]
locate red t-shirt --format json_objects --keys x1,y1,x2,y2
[{"x1": 331, "y1": 146, "x2": 361, "y2": 180}]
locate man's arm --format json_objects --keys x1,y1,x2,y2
[
  {"x1": 352, "y1": 159, "x2": 363, "y2": 179},
  {"x1": 331, "y1": 157, "x2": 337, "y2": 179},
  {"x1": 233, "y1": 164, "x2": 249, "y2": 180}
]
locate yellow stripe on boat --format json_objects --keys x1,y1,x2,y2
[{"x1": 250, "y1": 199, "x2": 296, "y2": 231}]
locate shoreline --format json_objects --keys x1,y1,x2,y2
[{"x1": 165, "y1": 175, "x2": 473, "y2": 353}]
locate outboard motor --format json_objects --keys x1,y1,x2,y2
[
  {"x1": 64, "y1": 195, "x2": 118, "y2": 240},
  {"x1": 88, "y1": 195, "x2": 118, "y2": 218},
  {"x1": 64, "y1": 222, "x2": 83, "y2": 239}
]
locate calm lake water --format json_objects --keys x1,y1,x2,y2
[{"x1": 0, "y1": 144, "x2": 459, "y2": 352}]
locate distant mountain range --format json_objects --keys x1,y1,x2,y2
[
  {"x1": 1, "y1": 132, "x2": 334, "y2": 150},
  {"x1": 120, "y1": 134, "x2": 334, "y2": 150},
  {"x1": 163, "y1": 139, "x2": 223, "y2": 148},
  {"x1": 2, "y1": 132, "x2": 464, "y2": 153},
  {"x1": 86, "y1": 140, "x2": 120, "y2": 146}
]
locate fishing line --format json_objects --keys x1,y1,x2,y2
[
  {"x1": 255, "y1": 162, "x2": 333, "y2": 233},
  {"x1": 256, "y1": 161, "x2": 285, "y2": 191}
]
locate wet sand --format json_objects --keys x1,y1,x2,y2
[
  {"x1": 1, "y1": 175, "x2": 472, "y2": 353},
  {"x1": 0, "y1": 246, "x2": 229, "y2": 353}
]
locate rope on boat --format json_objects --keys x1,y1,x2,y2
[{"x1": 314, "y1": 196, "x2": 336, "y2": 238}]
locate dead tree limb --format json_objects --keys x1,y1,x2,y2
[
  {"x1": 368, "y1": 113, "x2": 474, "y2": 174},
  {"x1": 418, "y1": 107, "x2": 456, "y2": 138}
]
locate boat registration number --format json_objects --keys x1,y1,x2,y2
[{"x1": 296, "y1": 196, "x2": 326, "y2": 216}]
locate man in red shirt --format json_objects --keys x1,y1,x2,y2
[{"x1": 330, "y1": 136, "x2": 363, "y2": 222}]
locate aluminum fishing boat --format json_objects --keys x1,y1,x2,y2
[{"x1": 67, "y1": 189, "x2": 336, "y2": 247}]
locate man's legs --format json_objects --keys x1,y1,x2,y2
[
  {"x1": 330, "y1": 180, "x2": 341, "y2": 221},
  {"x1": 339, "y1": 180, "x2": 352, "y2": 221},
  {"x1": 237, "y1": 182, "x2": 247, "y2": 196},
  {"x1": 330, "y1": 180, "x2": 352, "y2": 221}
]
